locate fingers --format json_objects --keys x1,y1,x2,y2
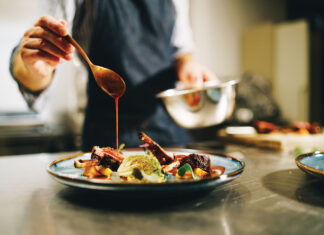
[
  {"x1": 177, "y1": 62, "x2": 217, "y2": 88},
  {"x1": 202, "y1": 67, "x2": 218, "y2": 82},
  {"x1": 20, "y1": 15, "x2": 74, "y2": 70},
  {"x1": 22, "y1": 37, "x2": 72, "y2": 61},
  {"x1": 25, "y1": 26, "x2": 73, "y2": 54},
  {"x1": 179, "y1": 71, "x2": 203, "y2": 89},
  {"x1": 34, "y1": 15, "x2": 68, "y2": 36},
  {"x1": 20, "y1": 47, "x2": 61, "y2": 67}
]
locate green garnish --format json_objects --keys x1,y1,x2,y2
[
  {"x1": 118, "y1": 143, "x2": 125, "y2": 151},
  {"x1": 178, "y1": 163, "x2": 200, "y2": 180},
  {"x1": 294, "y1": 147, "x2": 321, "y2": 157},
  {"x1": 293, "y1": 147, "x2": 303, "y2": 157}
]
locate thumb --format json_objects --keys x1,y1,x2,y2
[{"x1": 60, "y1": 20, "x2": 67, "y2": 26}]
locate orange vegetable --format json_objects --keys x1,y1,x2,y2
[
  {"x1": 82, "y1": 166, "x2": 101, "y2": 178},
  {"x1": 193, "y1": 168, "x2": 208, "y2": 177}
]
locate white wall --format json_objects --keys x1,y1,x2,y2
[
  {"x1": 189, "y1": 0, "x2": 286, "y2": 77},
  {"x1": 0, "y1": 0, "x2": 39, "y2": 112},
  {"x1": 273, "y1": 20, "x2": 309, "y2": 122}
]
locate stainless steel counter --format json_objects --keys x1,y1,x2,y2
[{"x1": 1, "y1": 145, "x2": 324, "y2": 235}]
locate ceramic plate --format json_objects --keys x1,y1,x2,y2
[
  {"x1": 47, "y1": 148, "x2": 244, "y2": 193},
  {"x1": 296, "y1": 151, "x2": 324, "y2": 180}
]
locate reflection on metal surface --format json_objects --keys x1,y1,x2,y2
[
  {"x1": 182, "y1": 91, "x2": 204, "y2": 112},
  {"x1": 263, "y1": 169, "x2": 324, "y2": 207},
  {"x1": 206, "y1": 88, "x2": 221, "y2": 103},
  {"x1": 222, "y1": 215, "x2": 231, "y2": 235},
  {"x1": 157, "y1": 79, "x2": 239, "y2": 129},
  {"x1": 22, "y1": 190, "x2": 57, "y2": 235}
]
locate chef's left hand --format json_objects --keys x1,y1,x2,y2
[{"x1": 174, "y1": 53, "x2": 218, "y2": 88}]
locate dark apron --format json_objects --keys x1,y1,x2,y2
[{"x1": 79, "y1": 0, "x2": 191, "y2": 151}]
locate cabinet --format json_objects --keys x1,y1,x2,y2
[{"x1": 242, "y1": 20, "x2": 309, "y2": 122}]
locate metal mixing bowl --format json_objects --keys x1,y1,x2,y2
[{"x1": 156, "y1": 79, "x2": 239, "y2": 129}]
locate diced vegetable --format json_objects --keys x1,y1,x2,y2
[
  {"x1": 96, "y1": 166, "x2": 113, "y2": 178},
  {"x1": 194, "y1": 168, "x2": 208, "y2": 177},
  {"x1": 82, "y1": 166, "x2": 101, "y2": 178}
]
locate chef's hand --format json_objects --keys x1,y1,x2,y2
[
  {"x1": 13, "y1": 15, "x2": 74, "y2": 91},
  {"x1": 174, "y1": 53, "x2": 218, "y2": 88}
]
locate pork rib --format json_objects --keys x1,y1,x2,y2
[{"x1": 138, "y1": 132, "x2": 174, "y2": 164}]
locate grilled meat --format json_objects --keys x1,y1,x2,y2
[
  {"x1": 90, "y1": 146, "x2": 124, "y2": 171},
  {"x1": 138, "y1": 132, "x2": 174, "y2": 164},
  {"x1": 175, "y1": 153, "x2": 211, "y2": 175},
  {"x1": 91, "y1": 146, "x2": 124, "y2": 161},
  {"x1": 253, "y1": 121, "x2": 278, "y2": 133},
  {"x1": 162, "y1": 160, "x2": 180, "y2": 173}
]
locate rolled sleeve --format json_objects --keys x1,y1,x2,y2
[{"x1": 171, "y1": 0, "x2": 195, "y2": 58}]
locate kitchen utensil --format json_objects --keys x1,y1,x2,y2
[
  {"x1": 156, "y1": 79, "x2": 239, "y2": 129},
  {"x1": 65, "y1": 35, "x2": 126, "y2": 98}
]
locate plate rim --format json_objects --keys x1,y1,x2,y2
[
  {"x1": 295, "y1": 151, "x2": 324, "y2": 176},
  {"x1": 47, "y1": 147, "x2": 245, "y2": 186}
]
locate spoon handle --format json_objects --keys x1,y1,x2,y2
[{"x1": 65, "y1": 34, "x2": 93, "y2": 68}]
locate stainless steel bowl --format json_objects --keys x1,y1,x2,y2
[{"x1": 156, "y1": 79, "x2": 239, "y2": 129}]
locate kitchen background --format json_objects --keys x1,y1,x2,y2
[{"x1": 0, "y1": 0, "x2": 323, "y2": 155}]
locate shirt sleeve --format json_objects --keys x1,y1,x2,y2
[
  {"x1": 40, "y1": 0, "x2": 76, "y2": 32},
  {"x1": 9, "y1": 0, "x2": 76, "y2": 111},
  {"x1": 171, "y1": 0, "x2": 195, "y2": 58}
]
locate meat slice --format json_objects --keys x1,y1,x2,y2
[
  {"x1": 176, "y1": 153, "x2": 211, "y2": 175},
  {"x1": 91, "y1": 146, "x2": 124, "y2": 162},
  {"x1": 98, "y1": 155, "x2": 121, "y2": 171},
  {"x1": 162, "y1": 161, "x2": 180, "y2": 173},
  {"x1": 138, "y1": 132, "x2": 174, "y2": 164},
  {"x1": 253, "y1": 121, "x2": 278, "y2": 133},
  {"x1": 91, "y1": 146, "x2": 124, "y2": 171}
]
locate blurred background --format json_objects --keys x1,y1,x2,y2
[{"x1": 0, "y1": 0, "x2": 323, "y2": 155}]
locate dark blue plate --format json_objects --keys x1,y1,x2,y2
[
  {"x1": 296, "y1": 151, "x2": 324, "y2": 180},
  {"x1": 47, "y1": 148, "x2": 244, "y2": 193}
]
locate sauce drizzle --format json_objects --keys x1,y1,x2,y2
[{"x1": 115, "y1": 97, "x2": 119, "y2": 152}]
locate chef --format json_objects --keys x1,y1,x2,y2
[{"x1": 10, "y1": 0, "x2": 217, "y2": 151}]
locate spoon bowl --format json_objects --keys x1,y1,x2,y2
[
  {"x1": 91, "y1": 65, "x2": 126, "y2": 98},
  {"x1": 65, "y1": 35, "x2": 126, "y2": 98}
]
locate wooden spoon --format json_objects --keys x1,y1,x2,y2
[{"x1": 65, "y1": 35, "x2": 126, "y2": 98}]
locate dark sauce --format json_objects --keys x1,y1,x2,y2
[
  {"x1": 115, "y1": 97, "x2": 119, "y2": 151},
  {"x1": 211, "y1": 165, "x2": 225, "y2": 177}
]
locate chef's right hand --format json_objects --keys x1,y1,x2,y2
[{"x1": 13, "y1": 15, "x2": 74, "y2": 91}]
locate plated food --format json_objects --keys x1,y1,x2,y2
[
  {"x1": 48, "y1": 148, "x2": 244, "y2": 192},
  {"x1": 74, "y1": 132, "x2": 225, "y2": 183},
  {"x1": 253, "y1": 121, "x2": 322, "y2": 135}
]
